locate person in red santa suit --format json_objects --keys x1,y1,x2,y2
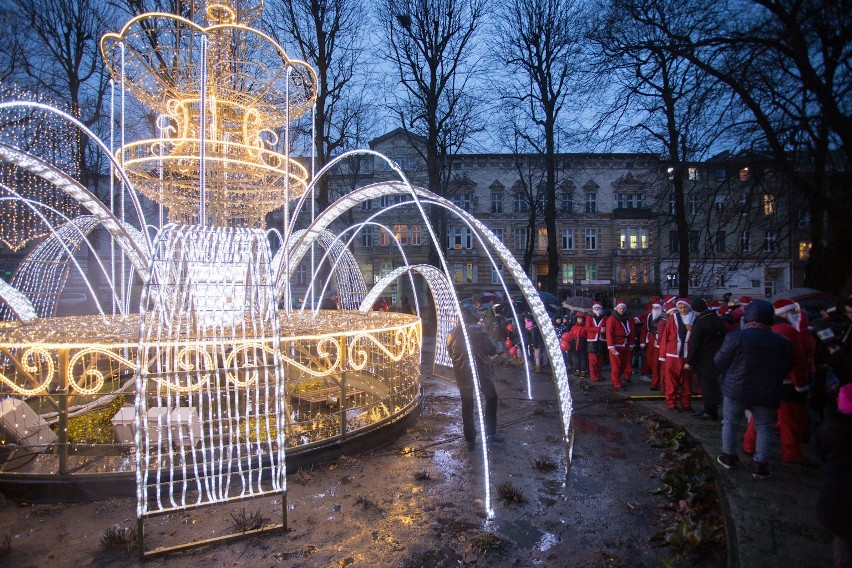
[
  {"x1": 585, "y1": 301, "x2": 608, "y2": 382},
  {"x1": 606, "y1": 299, "x2": 636, "y2": 390},
  {"x1": 655, "y1": 295, "x2": 677, "y2": 394},
  {"x1": 642, "y1": 298, "x2": 665, "y2": 391},
  {"x1": 742, "y1": 298, "x2": 813, "y2": 465},
  {"x1": 658, "y1": 297, "x2": 696, "y2": 412}
]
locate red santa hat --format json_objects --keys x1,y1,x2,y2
[
  {"x1": 592, "y1": 301, "x2": 602, "y2": 309},
  {"x1": 773, "y1": 298, "x2": 798, "y2": 315},
  {"x1": 738, "y1": 295, "x2": 753, "y2": 305},
  {"x1": 615, "y1": 299, "x2": 627, "y2": 308},
  {"x1": 676, "y1": 297, "x2": 692, "y2": 308},
  {"x1": 649, "y1": 295, "x2": 662, "y2": 305},
  {"x1": 663, "y1": 295, "x2": 677, "y2": 310},
  {"x1": 707, "y1": 300, "x2": 720, "y2": 310},
  {"x1": 717, "y1": 305, "x2": 729, "y2": 316}
]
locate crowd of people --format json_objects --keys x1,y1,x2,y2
[{"x1": 463, "y1": 290, "x2": 852, "y2": 567}]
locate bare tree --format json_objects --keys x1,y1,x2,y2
[
  {"x1": 492, "y1": 0, "x2": 584, "y2": 294},
  {"x1": 264, "y1": 0, "x2": 371, "y2": 211},
  {"x1": 637, "y1": 0, "x2": 852, "y2": 293},
  {"x1": 6, "y1": 0, "x2": 117, "y2": 187},
  {"x1": 377, "y1": 0, "x2": 486, "y2": 267},
  {"x1": 590, "y1": 0, "x2": 734, "y2": 296}
]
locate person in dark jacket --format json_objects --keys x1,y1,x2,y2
[
  {"x1": 446, "y1": 306, "x2": 503, "y2": 449},
  {"x1": 686, "y1": 298, "x2": 727, "y2": 419},
  {"x1": 814, "y1": 383, "x2": 852, "y2": 568},
  {"x1": 714, "y1": 299, "x2": 794, "y2": 479}
]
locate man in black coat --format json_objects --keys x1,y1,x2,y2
[
  {"x1": 686, "y1": 298, "x2": 727, "y2": 419},
  {"x1": 446, "y1": 306, "x2": 503, "y2": 449},
  {"x1": 714, "y1": 299, "x2": 793, "y2": 479}
]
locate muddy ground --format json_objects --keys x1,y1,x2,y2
[{"x1": 0, "y1": 361, "x2": 725, "y2": 567}]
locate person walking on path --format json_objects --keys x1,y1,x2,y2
[
  {"x1": 446, "y1": 306, "x2": 503, "y2": 449},
  {"x1": 714, "y1": 300, "x2": 794, "y2": 479},
  {"x1": 814, "y1": 383, "x2": 852, "y2": 568},
  {"x1": 642, "y1": 298, "x2": 665, "y2": 390},
  {"x1": 523, "y1": 313, "x2": 546, "y2": 373},
  {"x1": 686, "y1": 298, "x2": 727, "y2": 419},
  {"x1": 659, "y1": 298, "x2": 696, "y2": 412},
  {"x1": 606, "y1": 299, "x2": 635, "y2": 390},
  {"x1": 585, "y1": 302, "x2": 608, "y2": 382}
]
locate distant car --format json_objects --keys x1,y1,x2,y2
[{"x1": 372, "y1": 297, "x2": 391, "y2": 311}]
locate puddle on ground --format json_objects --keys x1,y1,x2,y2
[{"x1": 491, "y1": 518, "x2": 544, "y2": 549}]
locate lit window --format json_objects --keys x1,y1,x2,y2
[
  {"x1": 562, "y1": 263, "x2": 574, "y2": 285},
  {"x1": 629, "y1": 263, "x2": 639, "y2": 284},
  {"x1": 619, "y1": 228, "x2": 649, "y2": 249},
  {"x1": 537, "y1": 228, "x2": 548, "y2": 252},
  {"x1": 798, "y1": 241, "x2": 812, "y2": 260},
  {"x1": 379, "y1": 227, "x2": 391, "y2": 246},
  {"x1": 688, "y1": 167, "x2": 699, "y2": 180},
  {"x1": 394, "y1": 224, "x2": 409, "y2": 245},
  {"x1": 562, "y1": 228, "x2": 574, "y2": 250},
  {"x1": 464, "y1": 263, "x2": 476, "y2": 284},
  {"x1": 585, "y1": 263, "x2": 598, "y2": 280},
  {"x1": 739, "y1": 167, "x2": 749, "y2": 181},
  {"x1": 763, "y1": 194, "x2": 776, "y2": 216},
  {"x1": 585, "y1": 228, "x2": 598, "y2": 250}
]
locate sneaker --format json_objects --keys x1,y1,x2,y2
[
  {"x1": 486, "y1": 434, "x2": 505, "y2": 443},
  {"x1": 752, "y1": 462, "x2": 771, "y2": 480},
  {"x1": 717, "y1": 453, "x2": 739, "y2": 470}
]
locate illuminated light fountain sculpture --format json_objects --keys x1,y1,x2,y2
[{"x1": 0, "y1": 0, "x2": 573, "y2": 557}]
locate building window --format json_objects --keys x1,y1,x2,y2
[
  {"x1": 296, "y1": 263, "x2": 307, "y2": 285},
  {"x1": 688, "y1": 167, "x2": 699, "y2": 180},
  {"x1": 465, "y1": 263, "x2": 476, "y2": 283},
  {"x1": 689, "y1": 230, "x2": 700, "y2": 252},
  {"x1": 514, "y1": 227, "x2": 527, "y2": 251},
  {"x1": 739, "y1": 167, "x2": 749, "y2": 181},
  {"x1": 492, "y1": 227, "x2": 503, "y2": 243},
  {"x1": 798, "y1": 241, "x2": 812, "y2": 260},
  {"x1": 629, "y1": 263, "x2": 640, "y2": 284},
  {"x1": 715, "y1": 195, "x2": 726, "y2": 214},
  {"x1": 453, "y1": 193, "x2": 473, "y2": 212},
  {"x1": 715, "y1": 230, "x2": 726, "y2": 253},
  {"x1": 562, "y1": 263, "x2": 574, "y2": 285},
  {"x1": 585, "y1": 263, "x2": 598, "y2": 280},
  {"x1": 394, "y1": 224, "x2": 409, "y2": 245},
  {"x1": 361, "y1": 227, "x2": 374, "y2": 247},
  {"x1": 537, "y1": 228, "x2": 548, "y2": 252},
  {"x1": 666, "y1": 272, "x2": 678, "y2": 289},
  {"x1": 514, "y1": 194, "x2": 528, "y2": 213},
  {"x1": 585, "y1": 228, "x2": 598, "y2": 250},
  {"x1": 798, "y1": 211, "x2": 811, "y2": 229},
  {"x1": 453, "y1": 264, "x2": 463, "y2": 284},
  {"x1": 378, "y1": 261, "x2": 395, "y2": 282},
  {"x1": 361, "y1": 199, "x2": 372, "y2": 211},
  {"x1": 585, "y1": 192, "x2": 597, "y2": 214},
  {"x1": 763, "y1": 231, "x2": 777, "y2": 252},
  {"x1": 561, "y1": 193, "x2": 573, "y2": 213},
  {"x1": 491, "y1": 264, "x2": 504, "y2": 285},
  {"x1": 669, "y1": 230, "x2": 679, "y2": 253},
  {"x1": 688, "y1": 194, "x2": 698, "y2": 216},
  {"x1": 562, "y1": 228, "x2": 574, "y2": 251},
  {"x1": 410, "y1": 224, "x2": 421, "y2": 245},
  {"x1": 379, "y1": 227, "x2": 391, "y2": 246},
  {"x1": 491, "y1": 191, "x2": 503, "y2": 213},
  {"x1": 763, "y1": 194, "x2": 776, "y2": 216},
  {"x1": 619, "y1": 228, "x2": 649, "y2": 249},
  {"x1": 715, "y1": 271, "x2": 726, "y2": 287},
  {"x1": 669, "y1": 194, "x2": 676, "y2": 215},
  {"x1": 448, "y1": 227, "x2": 473, "y2": 249},
  {"x1": 741, "y1": 231, "x2": 751, "y2": 252}
]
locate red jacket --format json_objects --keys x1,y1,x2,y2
[
  {"x1": 606, "y1": 314, "x2": 636, "y2": 349},
  {"x1": 642, "y1": 313, "x2": 664, "y2": 347},
  {"x1": 659, "y1": 311, "x2": 694, "y2": 360},
  {"x1": 771, "y1": 321, "x2": 808, "y2": 390},
  {"x1": 585, "y1": 313, "x2": 608, "y2": 342},
  {"x1": 566, "y1": 322, "x2": 586, "y2": 351}
]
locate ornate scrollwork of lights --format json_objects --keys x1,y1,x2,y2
[
  {"x1": 0, "y1": 346, "x2": 55, "y2": 396},
  {"x1": 347, "y1": 329, "x2": 410, "y2": 372},
  {"x1": 146, "y1": 344, "x2": 216, "y2": 393},
  {"x1": 223, "y1": 341, "x2": 279, "y2": 387},
  {"x1": 100, "y1": 3, "x2": 318, "y2": 227},
  {"x1": 67, "y1": 347, "x2": 135, "y2": 396},
  {"x1": 278, "y1": 335, "x2": 342, "y2": 378}
]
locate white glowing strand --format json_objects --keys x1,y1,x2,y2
[{"x1": 0, "y1": 277, "x2": 37, "y2": 323}]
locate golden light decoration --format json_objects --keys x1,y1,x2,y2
[{"x1": 100, "y1": 1, "x2": 318, "y2": 227}]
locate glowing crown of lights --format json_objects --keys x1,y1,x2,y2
[{"x1": 100, "y1": 0, "x2": 318, "y2": 227}]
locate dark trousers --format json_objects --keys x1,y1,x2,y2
[
  {"x1": 459, "y1": 378, "x2": 498, "y2": 444},
  {"x1": 697, "y1": 371, "x2": 721, "y2": 416}
]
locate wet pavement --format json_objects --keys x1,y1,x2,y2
[
  {"x1": 0, "y1": 348, "x2": 833, "y2": 567},
  {"x1": 616, "y1": 376, "x2": 833, "y2": 568}
]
